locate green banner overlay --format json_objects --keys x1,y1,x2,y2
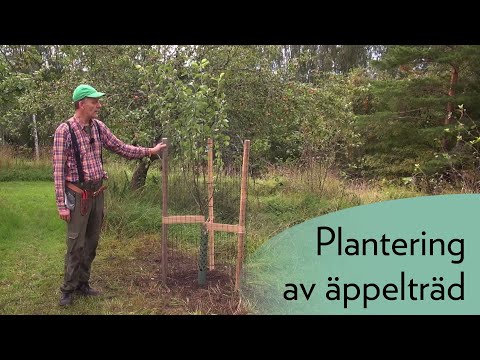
[{"x1": 242, "y1": 194, "x2": 480, "y2": 314}]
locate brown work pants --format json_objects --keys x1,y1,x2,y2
[{"x1": 60, "y1": 187, "x2": 104, "y2": 294}]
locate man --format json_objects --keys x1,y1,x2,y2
[{"x1": 53, "y1": 84, "x2": 166, "y2": 307}]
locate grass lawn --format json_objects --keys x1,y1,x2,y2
[
  {"x1": 0, "y1": 181, "x2": 67, "y2": 314},
  {"x1": 0, "y1": 171, "x2": 422, "y2": 314},
  {"x1": 0, "y1": 181, "x2": 245, "y2": 315}
]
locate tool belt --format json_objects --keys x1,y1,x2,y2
[{"x1": 66, "y1": 181, "x2": 107, "y2": 216}]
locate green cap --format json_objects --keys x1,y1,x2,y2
[{"x1": 72, "y1": 84, "x2": 105, "y2": 102}]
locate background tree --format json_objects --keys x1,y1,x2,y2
[{"x1": 352, "y1": 45, "x2": 480, "y2": 191}]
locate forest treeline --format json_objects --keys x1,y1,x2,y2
[{"x1": 2, "y1": 45, "x2": 480, "y2": 193}]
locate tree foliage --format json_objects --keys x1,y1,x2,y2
[
  {"x1": 352, "y1": 45, "x2": 480, "y2": 191},
  {"x1": 4, "y1": 44, "x2": 480, "y2": 192}
]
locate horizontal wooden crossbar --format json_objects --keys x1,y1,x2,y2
[
  {"x1": 162, "y1": 215, "x2": 205, "y2": 224},
  {"x1": 206, "y1": 223, "x2": 245, "y2": 234},
  {"x1": 163, "y1": 216, "x2": 245, "y2": 234}
]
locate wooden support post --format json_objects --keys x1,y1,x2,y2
[
  {"x1": 161, "y1": 138, "x2": 169, "y2": 284},
  {"x1": 235, "y1": 139, "x2": 250, "y2": 291},
  {"x1": 207, "y1": 138, "x2": 215, "y2": 270}
]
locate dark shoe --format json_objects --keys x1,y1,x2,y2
[
  {"x1": 77, "y1": 283, "x2": 101, "y2": 296},
  {"x1": 59, "y1": 292, "x2": 73, "y2": 307}
]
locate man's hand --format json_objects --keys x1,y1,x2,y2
[
  {"x1": 150, "y1": 142, "x2": 167, "y2": 156},
  {"x1": 59, "y1": 209, "x2": 70, "y2": 222}
]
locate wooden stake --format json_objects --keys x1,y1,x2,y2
[
  {"x1": 161, "y1": 138, "x2": 169, "y2": 284},
  {"x1": 235, "y1": 139, "x2": 250, "y2": 291},
  {"x1": 207, "y1": 138, "x2": 215, "y2": 270}
]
